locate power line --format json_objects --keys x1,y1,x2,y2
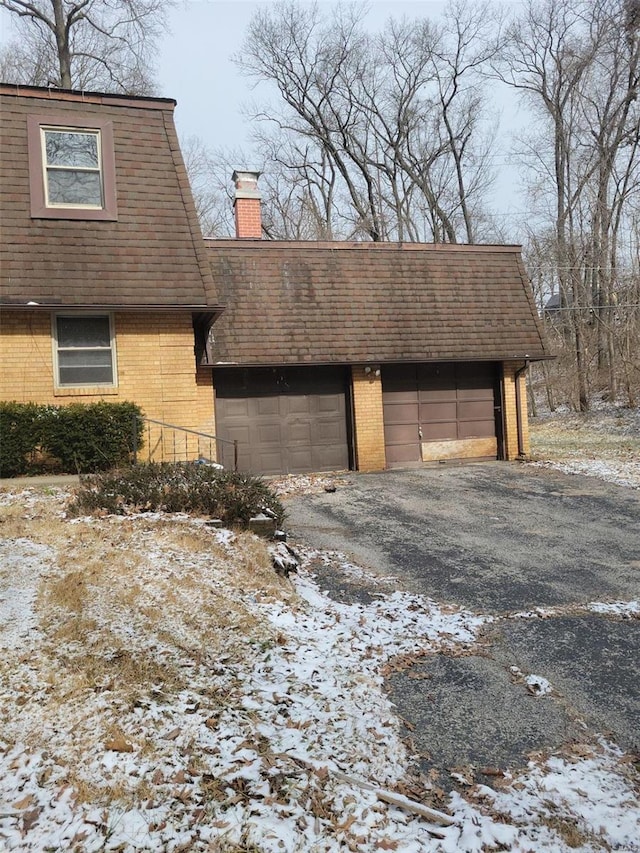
[{"x1": 538, "y1": 304, "x2": 640, "y2": 311}]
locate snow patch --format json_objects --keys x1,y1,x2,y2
[
  {"x1": 531, "y1": 459, "x2": 640, "y2": 489},
  {"x1": 588, "y1": 599, "x2": 640, "y2": 617},
  {"x1": 0, "y1": 538, "x2": 53, "y2": 648}
]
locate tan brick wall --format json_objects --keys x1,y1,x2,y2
[
  {"x1": 502, "y1": 362, "x2": 530, "y2": 460},
  {"x1": 0, "y1": 310, "x2": 215, "y2": 461},
  {"x1": 351, "y1": 366, "x2": 386, "y2": 471}
]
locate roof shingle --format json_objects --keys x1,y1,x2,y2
[
  {"x1": 205, "y1": 240, "x2": 548, "y2": 364},
  {"x1": 0, "y1": 85, "x2": 217, "y2": 310}
]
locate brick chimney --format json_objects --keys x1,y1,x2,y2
[{"x1": 233, "y1": 170, "x2": 262, "y2": 239}]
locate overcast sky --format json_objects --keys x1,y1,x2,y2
[{"x1": 160, "y1": 2, "x2": 452, "y2": 149}]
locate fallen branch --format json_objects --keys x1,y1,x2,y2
[
  {"x1": 330, "y1": 768, "x2": 455, "y2": 831},
  {"x1": 284, "y1": 754, "x2": 456, "y2": 834}
]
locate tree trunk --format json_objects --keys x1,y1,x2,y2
[{"x1": 52, "y1": 0, "x2": 72, "y2": 88}]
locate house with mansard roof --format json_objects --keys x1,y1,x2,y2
[{"x1": 0, "y1": 85, "x2": 549, "y2": 476}]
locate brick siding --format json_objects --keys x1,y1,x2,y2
[
  {"x1": 234, "y1": 198, "x2": 262, "y2": 239},
  {"x1": 0, "y1": 310, "x2": 215, "y2": 461},
  {"x1": 351, "y1": 366, "x2": 386, "y2": 471},
  {"x1": 502, "y1": 362, "x2": 530, "y2": 460}
]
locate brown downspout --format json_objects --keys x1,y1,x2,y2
[{"x1": 514, "y1": 360, "x2": 530, "y2": 459}]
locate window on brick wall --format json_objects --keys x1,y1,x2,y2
[
  {"x1": 28, "y1": 115, "x2": 118, "y2": 220},
  {"x1": 53, "y1": 314, "x2": 116, "y2": 387}
]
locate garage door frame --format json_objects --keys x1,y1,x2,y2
[
  {"x1": 382, "y1": 361, "x2": 502, "y2": 467},
  {"x1": 214, "y1": 365, "x2": 353, "y2": 475}
]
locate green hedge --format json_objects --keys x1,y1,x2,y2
[
  {"x1": 0, "y1": 402, "x2": 52, "y2": 477},
  {"x1": 0, "y1": 401, "x2": 144, "y2": 477},
  {"x1": 69, "y1": 462, "x2": 286, "y2": 527}
]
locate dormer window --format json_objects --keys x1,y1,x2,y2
[
  {"x1": 43, "y1": 128, "x2": 103, "y2": 208},
  {"x1": 28, "y1": 114, "x2": 117, "y2": 220}
]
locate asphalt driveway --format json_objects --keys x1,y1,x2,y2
[{"x1": 284, "y1": 463, "x2": 640, "y2": 780}]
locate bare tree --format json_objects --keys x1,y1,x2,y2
[
  {"x1": 498, "y1": 0, "x2": 640, "y2": 409},
  {"x1": 235, "y1": 0, "x2": 500, "y2": 243},
  {"x1": 0, "y1": 0, "x2": 169, "y2": 93},
  {"x1": 180, "y1": 136, "x2": 239, "y2": 238}
]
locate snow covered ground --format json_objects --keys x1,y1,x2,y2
[{"x1": 1, "y1": 484, "x2": 639, "y2": 852}]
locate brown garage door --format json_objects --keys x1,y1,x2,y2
[
  {"x1": 383, "y1": 363, "x2": 499, "y2": 467},
  {"x1": 215, "y1": 366, "x2": 350, "y2": 475}
]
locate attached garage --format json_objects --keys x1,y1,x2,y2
[
  {"x1": 215, "y1": 366, "x2": 351, "y2": 474},
  {"x1": 206, "y1": 239, "x2": 550, "y2": 472},
  {"x1": 383, "y1": 362, "x2": 501, "y2": 467}
]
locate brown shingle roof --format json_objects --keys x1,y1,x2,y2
[
  {"x1": 0, "y1": 85, "x2": 219, "y2": 310},
  {"x1": 206, "y1": 240, "x2": 548, "y2": 364}
]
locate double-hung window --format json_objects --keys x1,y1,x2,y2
[
  {"x1": 54, "y1": 314, "x2": 116, "y2": 387},
  {"x1": 27, "y1": 114, "x2": 117, "y2": 220},
  {"x1": 43, "y1": 128, "x2": 103, "y2": 208}
]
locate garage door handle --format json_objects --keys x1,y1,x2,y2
[{"x1": 418, "y1": 428, "x2": 423, "y2": 440}]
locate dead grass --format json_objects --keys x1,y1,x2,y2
[
  {"x1": 44, "y1": 570, "x2": 89, "y2": 613},
  {"x1": 0, "y1": 486, "x2": 297, "y2": 824},
  {"x1": 529, "y1": 407, "x2": 640, "y2": 463},
  {"x1": 66, "y1": 768, "x2": 155, "y2": 811},
  {"x1": 541, "y1": 815, "x2": 609, "y2": 850}
]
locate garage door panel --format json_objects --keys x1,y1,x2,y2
[
  {"x1": 383, "y1": 401, "x2": 419, "y2": 424},
  {"x1": 385, "y1": 423, "x2": 419, "y2": 444},
  {"x1": 312, "y1": 445, "x2": 349, "y2": 469},
  {"x1": 458, "y1": 420, "x2": 496, "y2": 439},
  {"x1": 457, "y1": 385, "x2": 494, "y2": 399},
  {"x1": 384, "y1": 365, "x2": 418, "y2": 391},
  {"x1": 458, "y1": 400, "x2": 495, "y2": 420},
  {"x1": 312, "y1": 418, "x2": 346, "y2": 443},
  {"x1": 288, "y1": 421, "x2": 313, "y2": 444},
  {"x1": 457, "y1": 362, "x2": 494, "y2": 381},
  {"x1": 316, "y1": 394, "x2": 345, "y2": 414},
  {"x1": 253, "y1": 449, "x2": 286, "y2": 475},
  {"x1": 220, "y1": 398, "x2": 251, "y2": 418},
  {"x1": 422, "y1": 422, "x2": 458, "y2": 441},
  {"x1": 220, "y1": 424, "x2": 251, "y2": 445},
  {"x1": 385, "y1": 388, "x2": 420, "y2": 405},
  {"x1": 287, "y1": 395, "x2": 312, "y2": 415},
  {"x1": 287, "y1": 449, "x2": 313, "y2": 473},
  {"x1": 420, "y1": 401, "x2": 457, "y2": 422},
  {"x1": 256, "y1": 423, "x2": 283, "y2": 445},
  {"x1": 418, "y1": 363, "x2": 455, "y2": 386},
  {"x1": 386, "y1": 442, "x2": 421, "y2": 465},
  {"x1": 420, "y1": 388, "x2": 457, "y2": 402},
  {"x1": 256, "y1": 397, "x2": 281, "y2": 416},
  {"x1": 383, "y1": 407, "x2": 419, "y2": 428}
]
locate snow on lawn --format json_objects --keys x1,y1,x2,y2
[
  {"x1": 529, "y1": 404, "x2": 640, "y2": 489},
  {"x1": 1, "y1": 492, "x2": 639, "y2": 852},
  {"x1": 530, "y1": 458, "x2": 640, "y2": 489},
  {"x1": 471, "y1": 739, "x2": 640, "y2": 851}
]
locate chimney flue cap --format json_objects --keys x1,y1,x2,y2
[{"x1": 232, "y1": 170, "x2": 262, "y2": 200}]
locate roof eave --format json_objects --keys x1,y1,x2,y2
[{"x1": 1, "y1": 303, "x2": 225, "y2": 315}]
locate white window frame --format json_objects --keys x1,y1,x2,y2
[
  {"x1": 41, "y1": 126, "x2": 104, "y2": 210},
  {"x1": 52, "y1": 312, "x2": 118, "y2": 389}
]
